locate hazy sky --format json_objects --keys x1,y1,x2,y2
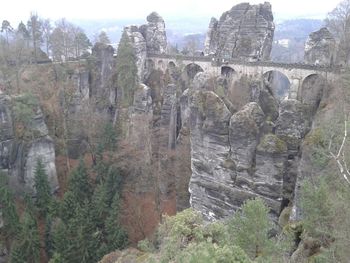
[{"x1": 0, "y1": 0, "x2": 342, "y2": 24}]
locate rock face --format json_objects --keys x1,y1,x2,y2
[
  {"x1": 90, "y1": 42, "x2": 116, "y2": 108},
  {"x1": 0, "y1": 95, "x2": 58, "y2": 194},
  {"x1": 188, "y1": 73, "x2": 314, "y2": 221},
  {"x1": 124, "y1": 12, "x2": 167, "y2": 80},
  {"x1": 140, "y1": 12, "x2": 167, "y2": 54},
  {"x1": 304, "y1": 27, "x2": 335, "y2": 65},
  {"x1": 204, "y1": 2, "x2": 274, "y2": 61}
]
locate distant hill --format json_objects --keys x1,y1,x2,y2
[{"x1": 274, "y1": 19, "x2": 324, "y2": 40}]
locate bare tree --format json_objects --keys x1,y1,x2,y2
[
  {"x1": 41, "y1": 18, "x2": 52, "y2": 56},
  {"x1": 27, "y1": 12, "x2": 43, "y2": 62},
  {"x1": 329, "y1": 116, "x2": 350, "y2": 184},
  {"x1": 326, "y1": 0, "x2": 350, "y2": 64}
]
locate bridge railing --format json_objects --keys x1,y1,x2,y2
[{"x1": 147, "y1": 53, "x2": 341, "y2": 72}]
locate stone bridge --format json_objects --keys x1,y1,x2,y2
[{"x1": 147, "y1": 53, "x2": 339, "y2": 99}]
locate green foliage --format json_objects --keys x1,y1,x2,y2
[
  {"x1": 67, "y1": 159, "x2": 92, "y2": 204},
  {"x1": 177, "y1": 242, "x2": 251, "y2": 263},
  {"x1": 116, "y1": 31, "x2": 138, "y2": 106},
  {"x1": 34, "y1": 159, "x2": 52, "y2": 216},
  {"x1": 228, "y1": 198, "x2": 272, "y2": 259},
  {"x1": 157, "y1": 208, "x2": 204, "y2": 262},
  {"x1": 10, "y1": 211, "x2": 40, "y2": 263},
  {"x1": 12, "y1": 93, "x2": 39, "y2": 137},
  {"x1": 138, "y1": 238, "x2": 156, "y2": 253},
  {"x1": 301, "y1": 179, "x2": 333, "y2": 240},
  {"x1": 100, "y1": 122, "x2": 118, "y2": 151},
  {"x1": 48, "y1": 253, "x2": 65, "y2": 263},
  {"x1": 106, "y1": 193, "x2": 128, "y2": 250},
  {"x1": 0, "y1": 173, "x2": 20, "y2": 238}
]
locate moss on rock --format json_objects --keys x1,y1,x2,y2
[{"x1": 257, "y1": 133, "x2": 287, "y2": 154}]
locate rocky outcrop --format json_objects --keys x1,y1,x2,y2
[
  {"x1": 304, "y1": 27, "x2": 335, "y2": 65},
  {"x1": 140, "y1": 12, "x2": 167, "y2": 54},
  {"x1": 124, "y1": 12, "x2": 167, "y2": 80},
  {"x1": 189, "y1": 90, "x2": 232, "y2": 220},
  {"x1": 90, "y1": 42, "x2": 116, "y2": 109},
  {"x1": 187, "y1": 71, "x2": 316, "y2": 220},
  {"x1": 124, "y1": 25, "x2": 148, "y2": 80},
  {"x1": 204, "y1": 2, "x2": 274, "y2": 61},
  {"x1": 0, "y1": 94, "x2": 58, "y2": 194}
]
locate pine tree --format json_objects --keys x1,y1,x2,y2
[
  {"x1": 9, "y1": 241, "x2": 25, "y2": 263},
  {"x1": 228, "y1": 198, "x2": 272, "y2": 259},
  {"x1": 10, "y1": 211, "x2": 40, "y2": 263},
  {"x1": 68, "y1": 159, "x2": 92, "y2": 205},
  {"x1": 48, "y1": 253, "x2": 64, "y2": 263},
  {"x1": 116, "y1": 30, "x2": 138, "y2": 106},
  {"x1": 60, "y1": 190, "x2": 78, "y2": 223},
  {"x1": 106, "y1": 193, "x2": 128, "y2": 250},
  {"x1": 34, "y1": 159, "x2": 52, "y2": 217},
  {"x1": 0, "y1": 173, "x2": 20, "y2": 238},
  {"x1": 51, "y1": 220, "x2": 71, "y2": 263}
]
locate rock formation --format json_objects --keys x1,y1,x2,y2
[
  {"x1": 124, "y1": 12, "x2": 167, "y2": 80},
  {"x1": 204, "y1": 2, "x2": 275, "y2": 61},
  {"x1": 186, "y1": 73, "x2": 314, "y2": 220},
  {"x1": 0, "y1": 94, "x2": 58, "y2": 194},
  {"x1": 304, "y1": 27, "x2": 336, "y2": 65}
]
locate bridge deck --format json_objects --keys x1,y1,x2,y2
[{"x1": 147, "y1": 53, "x2": 340, "y2": 72}]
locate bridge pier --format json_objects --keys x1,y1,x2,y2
[{"x1": 289, "y1": 78, "x2": 301, "y2": 100}]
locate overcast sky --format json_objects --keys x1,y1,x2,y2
[{"x1": 0, "y1": 0, "x2": 342, "y2": 24}]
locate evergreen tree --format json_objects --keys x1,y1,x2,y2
[
  {"x1": 9, "y1": 241, "x2": 25, "y2": 263},
  {"x1": 10, "y1": 211, "x2": 40, "y2": 263},
  {"x1": 68, "y1": 159, "x2": 92, "y2": 204},
  {"x1": 34, "y1": 158, "x2": 52, "y2": 216},
  {"x1": 0, "y1": 173, "x2": 20, "y2": 238},
  {"x1": 91, "y1": 182, "x2": 109, "y2": 228},
  {"x1": 106, "y1": 193, "x2": 128, "y2": 250},
  {"x1": 51, "y1": 220, "x2": 71, "y2": 263},
  {"x1": 115, "y1": 30, "x2": 138, "y2": 106},
  {"x1": 60, "y1": 190, "x2": 78, "y2": 223},
  {"x1": 228, "y1": 198, "x2": 272, "y2": 259},
  {"x1": 48, "y1": 253, "x2": 64, "y2": 263}
]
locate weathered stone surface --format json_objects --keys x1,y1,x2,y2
[
  {"x1": 204, "y1": 2, "x2": 274, "y2": 61},
  {"x1": 124, "y1": 25, "x2": 148, "y2": 80},
  {"x1": 192, "y1": 72, "x2": 213, "y2": 91},
  {"x1": 0, "y1": 94, "x2": 58, "y2": 194},
  {"x1": 175, "y1": 88, "x2": 191, "y2": 211},
  {"x1": 160, "y1": 84, "x2": 177, "y2": 149},
  {"x1": 275, "y1": 99, "x2": 312, "y2": 151},
  {"x1": 304, "y1": 27, "x2": 335, "y2": 65},
  {"x1": 133, "y1": 84, "x2": 153, "y2": 113},
  {"x1": 23, "y1": 136, "x2": 58, "y2": 192},
  {"x1": 189, "y1": 90, "x2": 232, "y2": 220},
  {"x1": 90, "y1": 42, "x2": 116, "y2": 108},
  {"x1": 124, "y1": 12, "x2": 167, "y2": 80},
  {"x1": 140, "y1": 12, "x2": 167, "y2": 54}
]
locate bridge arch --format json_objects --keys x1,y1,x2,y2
[
  {"x1": 184, "y1": 63, "x2": 204, "y2": 80},
  {"x1": 221, "y1": 66, "x2": 236, "y2": 78},
  {"x1": 168, "y1": 61, "x2": 176, "y2": 69},
  {"x1": 300, "y1": 74, "x2": 326, "y2": 113},
  {"x1": 263, "y1": 70, "x2": 291, "y2": 100}
]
